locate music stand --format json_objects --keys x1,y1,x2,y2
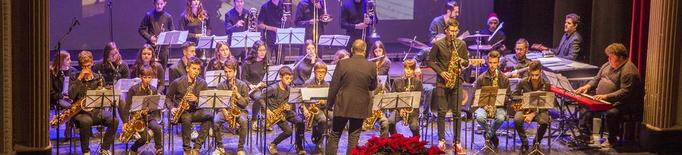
[
  {"x1": 205, "y1": 70, "x2": 226, "y2": 88},
  {"x1": 115, "y1": 78, "x2": 160, "y2": 93},
  {"x1": 231, "y1": 31, "x2": 262, "y2": 62},
  {"x1": 130, "y1": 95, "x2": 166, "y2": 112},
  {"x1": 157, "y1": 31, "x2": 189, "y2": 63},
  {"x1": 197, "y1": 35, "x2": 229, "y2": 49},
  {"x1": 372, "y1": 91, "x2": 421, "y2": 110},
  {"x1": 521, "y1": 91, "x2": 556, "y2": 110},
  {"x1": 197, "y1": 89, "x2": 232, "y2": 151},
  {"x1": 84, "y1": 89, "x2": 120, "y2": 109},
  {"x1": 288, "y1": 87, "x2": 303, "y2": 103},
  {"x1": 262, "y1": 64, "x2": 294, "y2": 84},
  {"x1": 472, "y1": 86, "x2": 506, "y2": 108},
  {"x1": 300, "y1": 87, "x2": 329, "y2": 101},
  {"x1": 322, "y1": 65, "x2": 336, "y2": 82},
  {"x1": 318, "y1": 35, "x2": 350, "y2": 47},
  {"x1": 275, "y1": 28, "x2": 306, "y2": 64}
]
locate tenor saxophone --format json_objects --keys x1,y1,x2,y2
[
  {"x1": 119, "y1": 108, "x2": 149, "y2": 142},
  {"x1": 171, "y1": 77, "x2": 197, "y2": 124},
  {"x1": 444, "y1": 40, "x2": 467, "y2": 89},
  {"x1": 222, "y1": 78, "x2": 242, "y2": 129},
  {"x1": 50, "y1": 69, "x2": 102, "y2": 127},
  {"x1": 303, "y1": 102, "x2": 320, "y2": 130},
  {"x1": 265, "y1": 102, "x2": 291, "y2": 129},
  {"x1": 362, "y1": 110, "x2": 383, "y2": 130}
]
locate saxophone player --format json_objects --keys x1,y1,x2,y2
[
  {"x1": 473, "y1": 50, "x2": 510, "y2": 150},
  {"x1": 166, "y1": 57, "x2": 211, "y2": 154},
  {"x1": 70, "y1": 51, "x2": 118, "y2": 155},
  {"x1": 212, "y1": 60, "x2": 250, "y2": 155},
  {"x1": 254, "y1": 66, "x2": 306, "y2": 155},
  {"x1": 123, "y1": 68, "x2": 162, "y2": 154},
  {"x1": 426, "y1": 19, "x2": 468, "y2": 154},
  {"x1": 302, "y1": 62, "x2": 330, "y2": 151},
  {"x1": 387, "y1": 59, "x2": 424, "y2": 137}
]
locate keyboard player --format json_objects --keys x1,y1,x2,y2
[{"x1": 573, "y1": 43, "x2": 643, "y2": 148}]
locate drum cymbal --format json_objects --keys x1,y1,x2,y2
[
  {"x1": 468, "y1": 45, "x2": 493, "y2": 51},
  {"x1": 397, "y1": 38, "x2": 429, "y2": 50}
]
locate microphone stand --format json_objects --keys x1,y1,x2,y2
[
  {"x1": 107, "y1": 0, "x2": 114, "y2": 41},
  {"x1": 52, "y1": 17, "x2": 79, "y2": 155}
]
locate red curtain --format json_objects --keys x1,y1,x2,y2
[{"x1": 629, "y1": 0, "x2": 649, "y2": 78}]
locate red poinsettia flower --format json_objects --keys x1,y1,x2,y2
[{"x1": 427, "y1": 145, "x2": 446, "y2": 155}]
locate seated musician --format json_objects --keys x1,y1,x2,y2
[
  {"x1": 93, "y1": 42, "x2": 130, "y2": 86},
  {"x1": 531, "y1": 13, "x2": 582, "y2": 61},
  {"x1": 512, "y1": 61, "x2": 550, "y2": 153},
  {"x1": 371, "y1": 40, "x2": 392, "y2": 75},
  {"x1": 166, "y1": 57, "x2": 211, "y2": 154},
  {"x1": 294, "y1": 41, "x2": 323, "y2": 86},
  {"x1": 574, "y1": 43, "x2": 643, "y2": 148},
  {"x1": 169, "y1": 42, "x2": 199, "y2": 83},
  {"x1": 130, "y1": 45, "x2": 165, "y2": 93},
  {"x1": 69, "y1": 51, "x2": 119, "y2": 155},
  {"x1": 50, "y1": 50, "x2": 77, "y2": 109},
  {"x1": 504, "y1": 38, "x2": 531, "y2": 78},
  {"x1": 302, "y1": 62, "x2": 330, "y2": 151},
  {"x1": 123, "y1": 68, "x2": 162, "y2": 154},
  {"x1": 474, "y1": 50, "x2": 510, "y2": 149},
  {"x1": 212, "y1": 60, "x2": 250, "y2": 155},
  {"x1": 364, "y1": 77, "x2": 390, "y2": 137},
  {"x1": 387, "y1": 59, "x2": 424, "y2": 137},
  {"x1": 204, "y1": 41, "x2": 236, "y2": 73},
  {"x1": 255, "y1": 66, "x2": 306, "y2": 155}
]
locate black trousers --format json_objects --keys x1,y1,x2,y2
[
  {"x1": 579, "y1": 104, "x2": 640, "y2": 143},
  {"x1": 326, "y1": 116, "x2": 364, "y2": 155},
  {"x1": 72, "y1": 110, "x2": 119, "y2": 153},
  {"x1": 432, "y1": 86, "x2": 463, "y2": 143},
  {"x1": 130, "y1": 118, "x2": 163, "y2": 151}
]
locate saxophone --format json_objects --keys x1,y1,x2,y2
[
  {"x1": 399, "y1": 78, "x2": 414, "y2": 126},
  {"x1": 303, "y1": 102, "x2": 320, "y2": 130},
  {"x1": 49, "y1": 69, "x2": 102, "y2": 127},
  {"x1": 222, "y1": 78, "x2": 242, "y2": 129},
  {"x1": 171, "y1": 76, "x2": 197, "y2": 124},
  {"x1": 119, "y1": 108, "x2": 149, "y2": 142},
  {"x1": 444, "y1": 40, "x2": 467, "y2": 89},
  {"x1": 362, "y1": 110, "x2": 383, "y2": 130},
  {"x1": 265, "y1": 101, "x2": 291, "y2": 129}
]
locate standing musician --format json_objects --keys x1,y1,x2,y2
[
  {"x1": 123, "y1": 68, "x2": 163, "y2": 154},
  {"x1": 257, "y1": 0, "x2": 285, "y2": 53},
  {"x1": 370, "y1": 40, "x2": 391, "y2": 75},
  {"x1": 179, "y1": 0, "x2": 211, "y2": 59},
  {"x1": 254, "y1": 66, "x2": 306, "y2": 155},
  {"x1": 387, "y1": 59, "x2": 424, "y2": 137},
  {"x1": 574, "y1": 43, "x2": 643, "y2": 148},
  {"x1": 242, "y1": 40, "x2": 269, "y2": 127},
  {"x1": 204, "y1": 41, "x2": 237, "y2": 73},
  {"x1": 169, "y1": 42, "x2": 198, "y2": 83},
  {"x1": 70, "y1": 51, "x2": 119, "y2": 155},
  {"x1": 512, "y1": 61, "x2": 550, "y2": 153},
  {"x1": 50, "y1": 51, "x2": 77, "y2": 109},
  {"x1": 295, "y1": 0, "x2": 328, "y2": 41},
  {"x1": 429, "y1": 1, "x2": 460, "y2": 44},
  {"x1": 212, "y1": 61, "x2": 250, "y2": 155},
  {"x1": 532, "y1": 13, "x2": 582, "y2": 61},
  {"x1": 93, "y1": 42, "x2": 130, "y2": 86},
  {"x1": 326, "y1": 39, "x2": 378, "y2": 155},
  {"x1": 138, "y1": 0, "x2": 174, "y2": 69},
  {"x1": 473, "y1": 50, "x2": 510, "y2": 150},
  {"x1": 340, "y1": 0, "x2": 378, "y2": 46},
  {"x1": 293, "y1": 41, "x2": 323, "y2": 86},
  {"x1": 166, "y1": 57, "x2": 211, "y2": 154},
  {"x1": 426, "y1": 19, "x2": 468, "y2": 154},
  {"x1": 224, "y1": 0, "x2": 251, "y2": 42},
  {"x1": 130, "y1": 46, "x2": 166, "y2": 93},
  {"x1": 302, "y1": 62, "x2": 330, "y2": 151}
]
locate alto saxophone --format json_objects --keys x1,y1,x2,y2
[
  {"x1": 303, "y1": 102, "x2": 320, "y2": 130},
  {"x1": 50, "y1": 69, "x2": 102, "y2": 127},
  {"x1": 222, "y1": 78, "x2": 242, "y2": 129},
  {"x1": 444, "y1": 40, "x2": 467, "y2": 89},
  {"x1": 265, "y1": 101, "x2": 291, "y2": 129},
  {"x1": 171, "y1": 76, "x2": 197, "y2": 124},
  {"x1": 362, "y1": 110, "x2": 383, "y2": 130},
  {"x1": 119, "y1": 108, "x2": 149, "y2": 142},
  {"x1": 399, "y1": 78, "x2": 414, "y2": 126}
]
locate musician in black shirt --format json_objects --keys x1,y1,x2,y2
[
  {"x1": 295, "y1": 0, "x2": 327, "y2": 41},
  {"x1": 257, "y1": 0, "x2": 285, "y2": 50},
  {"x1": 138, "y1": 0, "x2": 173, "y2": 68},
  {"x1": 302, "y1": 62, "x2": 330, "y2": 151},
  {"x1": 130, "y1": 46, "x2": 166, "y2": 93},
  {"x1": 124, "y1": 68, "x2": 163, "y2": 154},
  {"x1": 179, "y1": 0, "x2": 211, "y2": 59},
  {"x1": 224, "y1": 0, "x2": 251, "y2": 40},
  {"x1": 387, "y1": 59, "x2": 424, "y2": 137},
  {"x1": 293, "y1": 41, "x2": 323, "y2": 86},
  {"x1": 93, "y1": 42, "x2": 130, "y2": 86},
  {"x1": 340, "y1": 0, "x2": 378, "y2": 45},
  {"x1": 50, "y1": 51, "x2": 77, "y2": 109},
  {"x1": 512, "y1": 61, "x2": 550, "y2": 153}
]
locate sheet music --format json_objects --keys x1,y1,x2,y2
[
  {"x1": 275, "y1": 28, "x2": 306, "y2": 45},
  {"x1": 130, "y1": 95, "x2": 165, "y2": 111},
  {"x1": 288, "y1": 87, "x2": 302, "y2": 103},
  {"x1": 157, "y1": 30, "x2": 188, "y2": 45},
  {"x1": 84, "y1": 89, "x2": 121, "y2": 108},
  {"x1": 115, "y1": 78, "x2": 159, "y2": 92},
  {"x1": 300, "y1": 87, "x2": 329, "y2": 101},
  {"x1": 318, "y1": 35, "x2": 350, "y2": 47},
  {"x1": 198, "y1": 90, "x2": 232, "y2": 108},
  {"x1": 372, "y1": 91, "x2": 421, "y2": 110},
  {"x1": 231, "y1": 32, "x2": 262, "y2": 48},
  {"x1": 262, "y1": 64, "x2": 294, "y2": 82},
  {"x1": 521, "y1": 91, "x2": 556, "y2": 109},
  {"x1": 205, "y1": 70, "x2": 227, "y2": 87},
  {"x1": 472, "y1": 88, "x2": 507, "y2": 107}
]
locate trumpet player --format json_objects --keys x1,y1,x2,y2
[
  {"x1": 473, "y1": 50, "x2": 510, "y2": 150},
  {"x1": 426, "y1": 19, "x2": 468, "y2": 154},
  {"x1": 302, "y1": 62, "x2": 330, "y2": 151},
  {"x1": 387, "y1": 59, "x2": 423, "y2": 137},
  {"x1": 254, "y1": 66, "x2": 306, "y2": 155},
  {"x1": 212, "y1": 61, "x2": 250, "y2": 155},
  {"x1": 512, "y1": 61, "x2": 550, "y2": 153},
  {"x1": 123, "y1": 68, "x2": 162, "y2": 154},
  {"x1": 166, "y1": 57, "x2": 211, "y2": 154},
  {"x1": 70, "y1": 51, "x2": 118, "y2": 155}
]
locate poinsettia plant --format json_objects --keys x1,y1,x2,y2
[{"x1": 351, "y1": 134, "x2": 445, "y2": 155}]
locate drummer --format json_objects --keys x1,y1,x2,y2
[{"x1": 477, "y1": 13, "x2": 506, "y2": 51}]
